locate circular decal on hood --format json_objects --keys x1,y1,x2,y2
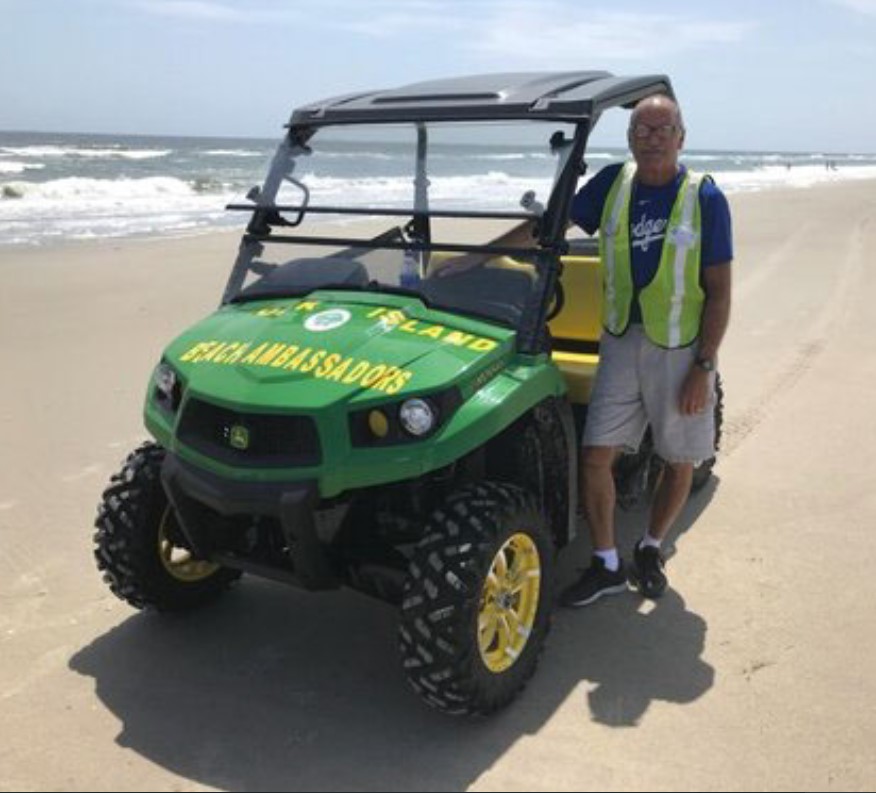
[{"x1": 304, "y1": 309, "x2": 352, "y2": 332}]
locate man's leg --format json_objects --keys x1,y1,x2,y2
[
  {"x1": 581, "y1": 445, "x2": 619, "y2": 550},
  {"x1": 560, "y1": 445, "x2": 629, "y2": 607},
  {"x1": 649, "y1": 461, "x2": 693, "y2": 541},
  {"x1": 637, "y1": 335, "x2": 716, "y2": 598},
  {"x1": 562, "y1": 330, "x2": 647, "y2": 607},
  {"x1": 632, "y1": 461, "x2": 693, "y2": 598}
]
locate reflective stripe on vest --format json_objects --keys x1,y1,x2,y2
[{"x1": 599, "y1": 163, "x2": 705, "y2": 348}]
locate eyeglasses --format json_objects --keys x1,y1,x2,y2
[{"x1": 629, "y1": 123, "x2": 682, "y2": 140}]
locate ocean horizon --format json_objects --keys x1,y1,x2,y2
[{"x1": 3, "y1": 129, "x2": 876, "y2": 247}]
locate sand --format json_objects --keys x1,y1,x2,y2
[{"x1": 1, "y1": 180, "x2": 875, "y2": 791}]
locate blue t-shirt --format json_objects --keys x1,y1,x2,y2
[{"x1": 570, "y1": 163, "x2": 733, "y2": 323}]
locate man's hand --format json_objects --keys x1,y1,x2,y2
[{"x1": 679, "y1": 366, "x2": 712, "y2": 416}]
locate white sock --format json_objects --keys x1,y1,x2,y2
[
  {"x1": 640, "y1": 532, "x2": 662, "y2": 550},
  {"x1": 594, "y1": 548, "x2": 620, "y2": 571}
]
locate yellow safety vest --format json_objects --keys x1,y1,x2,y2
[{"x1": 599, "y1": 162, "x2": 706, "y2": 348}]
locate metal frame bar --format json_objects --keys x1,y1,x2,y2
[
  {"x1": 242, "y1": 233, "x2": 539, "y2": 258},
  {"x1": 226, "y1": 204, "x2": 537, "y2": 222}
]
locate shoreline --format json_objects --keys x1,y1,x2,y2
[{"x1": 2, "y1": 176, "x2": 875, "y2": 259}]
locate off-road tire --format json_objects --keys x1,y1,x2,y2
[
  {"x1": 399, "y1": 482, "x2": 554, "y2": 716},
  {"x1": 691, "y1": 373, "x2": 724, "y2": 492},
  {"x1": 94, "y1": 442, "x2": 241, "y2": 611}
]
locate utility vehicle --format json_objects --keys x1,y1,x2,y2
[{"x1": 94, "y1": 72, "x2": 721, "y2": 715}]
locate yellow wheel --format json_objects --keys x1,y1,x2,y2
[
  {"x1": 95, "y1": 442, "x2": 240, "y2": 611},
  {"x1": 478, "y1": 533, "x2": 541, "y2": 673},
  {"x1": 157, "y1": 507, "x2": 220, "y2": 583},
  {"x1": 400, "y1": 482, "x2": 554, "y2": 715}
]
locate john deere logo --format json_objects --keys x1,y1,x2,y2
[
  {"x1": 228, "y1": 424, "x2": 250, "y2": 450},
  {"x1": 304, "y1": 309, "x2": 351, "y2": 332}
]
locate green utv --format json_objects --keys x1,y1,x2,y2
[{"x1": 94, "y1": 72, "x2": 722, "y2": 716}]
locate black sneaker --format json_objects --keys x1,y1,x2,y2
[
  {"x1": 560, "y1": 556, "x2": 629, "y2": 607},
  {"x1": 631, "y1": 542, "x2": 668, "y2": 599}
]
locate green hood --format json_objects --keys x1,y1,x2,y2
[{"x1": 164, "y1": 292, "x2": 515, "y2": 411}]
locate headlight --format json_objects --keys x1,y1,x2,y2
[
  {"x1": 399, "y1": 398, "x2": 436, "y2": 437},
  {"x1": 154, "y1": 363, "x2": 177, "y2": 399},
  {"x1": 153, "y1": 362, "x2": 182, "y2": 412},
  {"x1": 349, "y1": 389, "x2": 462, "y2": 447}
]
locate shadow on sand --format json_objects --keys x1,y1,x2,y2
[{"x1": 70, "y1": 480, "x2": 718, "y2": 791}]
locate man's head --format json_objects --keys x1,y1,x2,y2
[{"x1": 628, "y1": 94, "x2": 685, "y2": 184}]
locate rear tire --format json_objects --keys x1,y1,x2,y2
[
  {"x1": 94, "y1": 442, "x2": 241, "y2": 612},
  {"x1": 399, "y1": 482, "x2": 554, "y2": 716},
  {"x1": 613, "y1": 372, "x2": 725, "y2": 503},
  {"x1": 691, "y1": 373, "x2": 724, "y2": 492}
]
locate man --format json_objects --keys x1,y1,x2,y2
[
  {"x1": 435, "y1": 94, "x2": 732, "y2": 603},
  {"x1": 561, "y1": 94, "x2": 733, "y2": 606}
]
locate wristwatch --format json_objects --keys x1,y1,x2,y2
[{"x1": 694, "y1": 355, "x2": 716, "y2": 372}]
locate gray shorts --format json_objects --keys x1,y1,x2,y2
[{"x1": 582, "y1": 326, "x2": 717, "y2": 464}]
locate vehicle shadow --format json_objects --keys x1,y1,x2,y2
[{"x1": 69, "y1": 480, "x2": 718, "y2": 791}]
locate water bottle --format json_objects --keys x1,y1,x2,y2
[
  {"x1": 520, "y1": 190, "x2": 545, "y2": 216},
  {"x1": 400, "y1": 248, "x2": 421, "y2": 289}
]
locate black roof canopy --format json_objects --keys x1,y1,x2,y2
[{"x1": 290, "y1": 71, "x2": 673, "y2": 126}]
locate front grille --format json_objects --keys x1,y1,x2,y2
[{"x1": 177, "y1": 398, "x2": 321, "y2": 468}]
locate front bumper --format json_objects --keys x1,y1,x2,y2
[{"x1": 161, "y1": 453, "x2": 339, "y2": 590}]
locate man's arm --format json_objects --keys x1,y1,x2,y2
[
  {"x1": 680, "y1": 261, "x2": 732, "y2": 415},
  {"x1": 431, "y1": 219, "x2": 537, "y2": 277},
  {"x1": 697, "y1": 261, "x2": 732, "y2": 361}
]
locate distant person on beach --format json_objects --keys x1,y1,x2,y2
[{"x1": 433, "y1": 95, "x2": 733, "y2": 604}]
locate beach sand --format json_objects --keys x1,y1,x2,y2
[{"x1": 1, "y1": 181, "x2": 875, "y2": 791}]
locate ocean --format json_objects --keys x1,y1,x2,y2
[{"x1": 2, "y1": 129, "x2": 875, "y2": 247}]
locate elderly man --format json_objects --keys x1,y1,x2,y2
[
  {"x1": 561, "y1": 94, "x2": 733, "y2": 605},
  {"x1": 436, "y1": 94, "x2": 733, "y2": 604}
]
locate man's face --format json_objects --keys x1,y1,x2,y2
[{"x1": 628, "y1": 100, "x2": 684, "y2": 172}]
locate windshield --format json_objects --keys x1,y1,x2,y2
[
  {"x1": 225, "y1": 235, "x2": 543, "y2": 330},
  {"x1": 223, "y1": 120, "x2": 577, "y2": 330},
  {"x1": 274, "y1": 121, "x2": 576, "y2": 215}
]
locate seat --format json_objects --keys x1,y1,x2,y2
[{"x1": 549, "y1": 254, "x2": 603, "y2": 405}]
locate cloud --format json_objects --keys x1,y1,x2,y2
[
  {"x1": 828, "y1": 0, "x2": 876, "y2": 15},
  {"x1": 469, "y1": 6, "x2": 754, "y2": 63},
  {"x1": 324, "y1": 0, "x2": 467, "y2": 37},
  {"x1": 126, "y1": 0, "x2": 757, "y2": 60},
  {"x1": 313, "y1": 1, "x2": 754, "y2": 61},
  {"x1": 132, "y1": 1, "x2": 246, "y2": 21}
]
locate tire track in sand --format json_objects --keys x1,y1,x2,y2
[{"x1": 721, "y1": 214, "x2": 866, "y2": 458}]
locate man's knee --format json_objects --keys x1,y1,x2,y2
[
  {"x1": 661, "y1": 461, "x2": 694, "y2": 491},
  {"x1": 664, "y1": 461, "x2": 694, "y2": 477},
  {"x1": 580, "y1": 445, "x2": 618, "y2": 472}
]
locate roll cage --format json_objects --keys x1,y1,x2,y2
[{"x1": 222, "y1": 71, "x2": 673, "y2": 354}]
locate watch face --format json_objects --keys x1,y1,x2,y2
[{"x1": 696, "y1": 357, "x2": 715, "y2": 371}]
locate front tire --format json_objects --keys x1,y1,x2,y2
[
  {"x1": 398, "y1": 482, "x2": 554, "y2": 716},
  {"x1": 94, "y1": 442, "x2": 241, "y2": 611}
]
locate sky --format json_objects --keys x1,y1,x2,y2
[{"x1": 2, "y1": 0, "x2": 875, "y2": 153}]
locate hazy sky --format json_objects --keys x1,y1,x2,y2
[{"x1": 2, "y1": 0, "x2": 875, "y2": 152}]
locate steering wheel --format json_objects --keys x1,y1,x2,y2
[{"x1": 546, "y1": 280, "x2": 565, "y2": 321}]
